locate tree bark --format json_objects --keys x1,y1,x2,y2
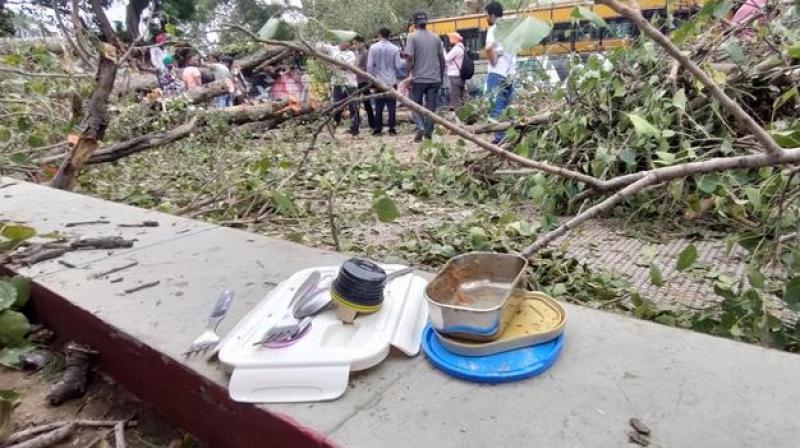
[
  {"x1": 125, "y1": 0, "x2": 149, "y2": 41},
  {"x1": 88, "y1": 116, "x2": 198, "y2": 163},
  {"x1": 50, "y1": 54, "x2": 117, "y2": 189},
  {"x1": 50, "y1": 0, "x2": 118, "y2": 190}
]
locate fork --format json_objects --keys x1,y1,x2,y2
[
  {"x1": 254, "y1": 271, "x2": 321, "y2": 346},
  {"x1": 184, "y1": 289, "x2": 234, "y2": 356}
]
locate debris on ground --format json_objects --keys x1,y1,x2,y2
[{"x1": 47, "y1": 342, "x2": 96, "y2": 406}]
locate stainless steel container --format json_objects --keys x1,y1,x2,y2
[{"x1": 425, "y1": 252, "x2": 528, "y2": 342}]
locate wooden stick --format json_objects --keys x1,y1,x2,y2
[
  {"x1": 113, "y1": 421, "x2": 126, "y2": 448},
  {"x1": 124, "y1": 281, "x2": 159, "y2": 294},
  {"x1": 93, "y1": 261, "x2": 138, "y2": 279},
  {"x1": 7, "y1": 422, "x2": 76, "y2": 448},
  {"x1": 64, "y1": 220, "x2": 110, "y2": 227}
]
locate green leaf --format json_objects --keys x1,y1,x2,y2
[
  {"x1": 3, "y1": 54, "x2": 23, "y2": 66},
  {"x1": 744, "y1": 187, "x2": 761, "y2": 209},
  {"x1": 618, "y1": 147, "x2": 636, "y2": 166},
  {"x1": 15, "y1": 116, "x2": 32, "y2": 132},
  {"x1": 570, "y1": 6, "x2": 607, "y2": 28},
  {"x1": 494, "y1": 16, "x2": 552, "y2": 56},
  {"x1": 0, "y1": 310, "x2": 29, "y2": 345},
  {"x1": 323, "y1": 29, "x2": 358, "y2": 45},
  {"x1": 0, "y1": 128, "x2": 10, "y2": 142},
  {"x1": 1, "y1": 224, "x2": 35, "y2": 242},
  {"x1": 164, "y1": 23, "x2": 176, "y2": 35},
  {"x1": 746, "y1": 265, "x2": 765, "y2": 289},
  {"x1": 0, "y1": 343, "x2": 34, "y2": 369},
  {"x1": 468, "y1": 226, "x2": 488, "y2": 246},
  {"x1": 774, "y1": 88, "x2": 798, "y2": 111},
  {"x1": 640, "y1": 245, "x2": 659, "y2": 262},
  {"x1": 676, "y1": 244, "x2": 698, "y2": 271},
  {"x1": 26, "y1": 133, "x2": 45, "y2": 148},
  {"x1": 783, "y1": 277, "x2": 800, "y2": 311},
  {"x1": 787, "y1": 45, "x2": 800, "y2": 59},
  {"x1": 723, "y1": 41, "x2": 744, "y2": 63},
  {"x1": 272, "y1": 191, "x2": 297, "y2": 217},
  {"x1": 373, "y1": 196, "x2": 400, "y2": 223},
  {"x1": 257, "y1": 17, "x2": 295, "y2": 41},
  {"x1": 769, "y1": 129, "x2": 800, "y2": 148},
  {"x1": 8, "y1": 276, "x2": 30, "y2": 309},
  {"x1": 672, "y1": 88, "x2": 687, "y2": 112},
  {"x1": 626, "y1": 113, "x2": 659, "y2": 137},
  {"x1": 0, "y1": 388, "x2": 21, "y2": 439},
  {"x1": 655, "y1": 151, "x2": 676, "y2": 165},
  {"x1": 649, "y1": 263, "x2": 665, "y2": 286},
  {"x1": 0, "y1": 283, "x2": 15, "y2": 311},
  {"x1": 456, "y1": 103, "x2": 475, "y2": 122}
]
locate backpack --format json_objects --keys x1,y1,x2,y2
[{"x1": 459, "y1": 49, "x2": 475, "y2": 81}]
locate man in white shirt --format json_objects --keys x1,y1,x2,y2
[
  {"x1": 320, "y1": 40, "x2": 361, "y2": 136},
  {"x1": 484, "y1": 1, "x2": 516, "y2": 144}
]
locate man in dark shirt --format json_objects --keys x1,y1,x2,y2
[
  {"x1": 354, "y1": 36, "x2": 376, "y2": 133},
  {"x1": 403, "y1": 11, "x2": 445, "y2": 142}
]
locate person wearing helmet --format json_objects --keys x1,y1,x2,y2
[{"x1": 403, "y1": 11, "x2": 445, "y2": 142}]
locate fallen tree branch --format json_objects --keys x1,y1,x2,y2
[
  {"x1": 87, "y1": 116, "x2": 198, "y2": 164},
  {"x1": 7, "y1": 422, "x2": 76, "y2": 448},
  {"x1": 0, "y1": 66, "x2": 91, "y2": 79},
  {"x1": 596, "y1": 0, "x2": 783, "y2": 156},
  {"x1": 467, "y1": 111, "x2": 552, "y2": 134}
]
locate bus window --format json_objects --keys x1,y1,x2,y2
[
  {"x1": 459, "y1": 27, "x2": 483, "y2": 53},
  {"x1": 549, "y1": 23, "x2": 571, "y2": 43},
  {"x1": 605, "y1": 19, "x2": 634, "y2": 39}
]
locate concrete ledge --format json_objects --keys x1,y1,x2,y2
[{"x1": 3, "y1": 178, "x2": 800, "y2": 448}]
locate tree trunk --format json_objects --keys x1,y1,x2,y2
[
  {"x1": 50, "y1": 53, "x2": 117, "y2": 189},
  {"x1": 125, "y1": 0, "x2": 149, "y2": 41},
  {"x1": 88, "y1": 117, "x2": 198, "y2": 163}
]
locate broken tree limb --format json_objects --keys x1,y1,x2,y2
[
  {"x1": 7, "y1": 422, "x2": 77, "y2": 448},
  {"x1": 467, "y1": 112, "x2": 552, "y2": 134},
  {"x1": 47, "y1": 343, "x2": 96, "y2": 406},
  {"x1": 124, "y1": 280, "x2": 160, "y2": 294},
  {"x1": 71, "y1": 236, "x2": 135, "y2": 250},
  {"x1": 50, "y1": 39, "x2": 118, "y2": 190},
  {"x1": 87, "y1": 117, "x2": 198, "y2": 164},
  {"x1": 93, "y1": 261, "x2": 138, "y2": 279},
  {"x1": 0, "y1": 66, "x2": 91, "y2": 79},
  {"x1": 596, "y1": 0, "x2": 783, "y2": 156}
]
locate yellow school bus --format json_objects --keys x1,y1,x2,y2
[{"x1": 414, "y1": 0, "x2": 702, "y2": 57}]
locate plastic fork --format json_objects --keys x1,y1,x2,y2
[{"x1": 184, "y1": 289, "x2": 234, "y2": 356}]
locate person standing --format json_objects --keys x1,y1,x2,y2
[
  {"x1": 206, "y1": 55, "x2": 236, "y2": 108},
  {"x1": 367, "y1": 27, "x2": 403, "y2": 136},
  {"x1": 354, "y1": 36, "x2": 376, "y2": 132},
  {"x1": 319, "y1": 40, "x2": 360, "y2": 136},
  {"x1": 445, "y1": 32, "x2": 466, "y2": 109},
  {"x1": 403, "y1": 11, "x2": 445, "y2": 142},
  {"x1": 484, "y1": 1, "x2": 517, "y2": 144},
  {"x1": 181, "y1": 55, "x2": 203, "y2": 90}
]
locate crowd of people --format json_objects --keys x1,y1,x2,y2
[
  {"x1": 144, "y1": 1, "x2": 516, "y2": 145},
  {"x1": 322, "y1": 1, "x2": 515, "y2": 144}
]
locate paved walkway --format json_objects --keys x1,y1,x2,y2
[{"x1": 2, "y1": 177, "x2": 800, "y2": 447}]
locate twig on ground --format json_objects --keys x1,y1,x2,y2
[
  {"x1": 71, "y1": 237, "x2": 135, "y2": 250},
  {"x1": 93, "y1": 261, "x2": 138, "y2": 279},
  {"x1": 7, "y1": 422, "x2": 77, "y2": 448},
  {"x1": 64, "y1": 220, "x2": 110, "y2": 227},
  {"x1": 113, "y1": 421, "x2": 126, "y2": 448},
  {"x1": 117, "y1": 221, "x2": 159, "y2": 228},
  {"x1": 327, "y1": 190, "x2": 341, "y2": 251},
  {"x1": 58, "y1": 259, "x2": 77, "y2": 268},
  {"x1": 124, "y1": 281, "x2": 160, "y2": 294},
  {"x1": 47, "y1": 343, "x2": 96, "y2": 406}
]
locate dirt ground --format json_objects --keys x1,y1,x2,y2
[{"x1": 3, "y1": 367, "x2": 187, "y2": 447}]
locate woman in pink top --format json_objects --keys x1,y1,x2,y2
[
  {"x1": 445, "y1": 32, "x2": 466, "y2": 109},
  {"x1": 182, "y1": 55, "x2": 203, "y2": 90}
]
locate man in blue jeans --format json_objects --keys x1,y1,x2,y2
[
  {"x1": 404, "y1": 11, "x2": 445, "y2": 142},
  {"x1": 484, "y1": 1, "x2": 517, "y2": 144}
]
